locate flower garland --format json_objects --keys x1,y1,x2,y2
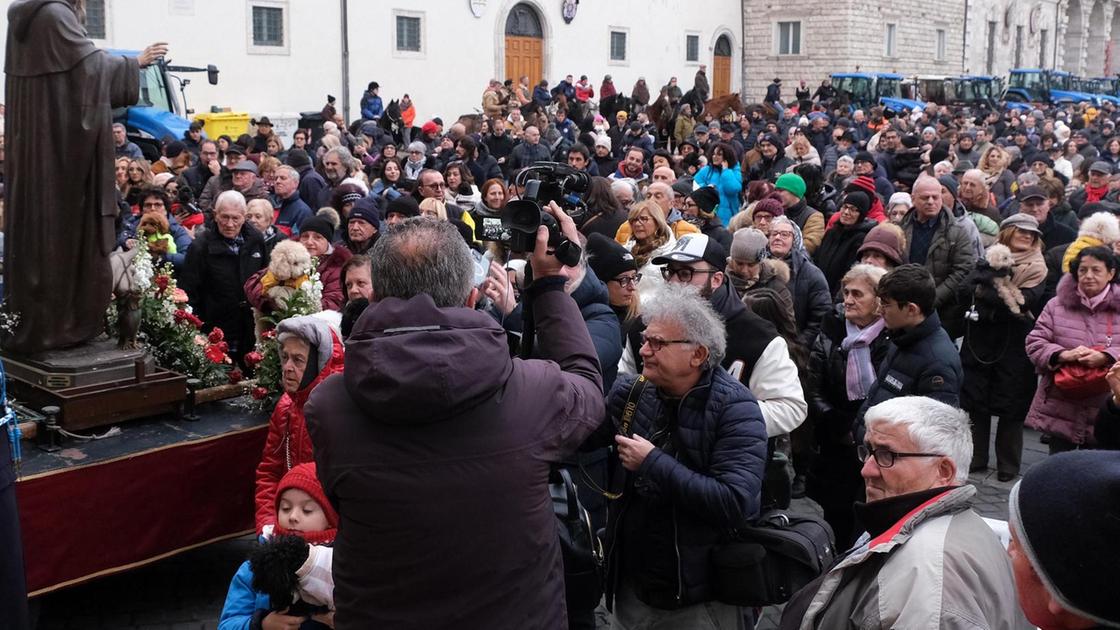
[
  {"x1": 246, "y1": 260, "x2": 324, "y2": 409},
  {"x1": 107, "y1": 245, "x2": 236, "y2": 388}
]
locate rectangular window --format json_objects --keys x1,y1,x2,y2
[
  {"x1": 777, "y1": 21, "x2": 801, "y2": 56},
  {"x1": 251, "y1": 5, "x2": 284, "y2": 46},
  {"x1": 986, "y1": 21, "x2": 997, "y2": 75},
  {"x1": 1015, "y1": 25, "x2": 1024, "y2": 68},
  {"x1": 686, "y1": 34, "x2": 700, "y2": 62},
  {"x1": 610, "y1": 31, "x2": 627, "y2": 61},
  {"x1": 936, "y1": 29, "x2": 946, "y2": 61},
  {"x1": 1040, "y1": 29, "x2": 1049, "y2": 68},
  {"x1": 396, "y1": 15, "x2": 421, "y2": 52},
  {"x1": 85, "y1": 0, "x2": 106, "y2": 39},
  {"x1": 885, "y1": 23, "x2": 897, "y2": 57}
]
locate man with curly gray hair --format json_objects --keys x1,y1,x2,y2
[{"x1": 595, "y1": 283, "x2": 768, "y2": 627}]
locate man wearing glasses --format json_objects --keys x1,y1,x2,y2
[
  {"x1": 781, "y1": 396, "x2": 1029, "y2": 629},
  {"x1": 594, "y1": 283, "x2": 767, "y2": 628}
]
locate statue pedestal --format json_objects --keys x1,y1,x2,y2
[{"x1": 2, "y1": 340, "x2": 187, "y2": 431}]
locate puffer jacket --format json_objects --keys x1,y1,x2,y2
[
  {"x1": 315, "y1": 246, "x2": 353, "y2": 311},
  {"x1": 692, "y1": 165, "x2": 743, "y2": 226},
  {"x1": 785, "y1": 248, "x2": 832, "y2": 348},
  {"x1": 304, "y1": 280, "x2": 604, "y2": 629},
  {"x1": 901, "y1": 208, "x2": 978, "y2": 338},
  {"x1": 1025, "y1": 276, "x2": 1120, "y2": 445},
  {"x1": 598, "y1": 367, "x2": 768, "y2": 610},
  {"x1": 253, "y1": 323, "x2": 345, "y2": 533},
  {"x1": 807, "y1": 309, "x2": 891, "y2": 445},
  {"x1": 780, "y1": 486, "x2": 1029, "y2": 630},
  {"x1": 856, "y1": 311, "x2": 962, "y2": 431}
]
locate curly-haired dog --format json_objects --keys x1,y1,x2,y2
[
  {"x1": 262, "y1": 240, "x2": 313, "y2": 310},
  {"x1": 986, "y1": 243, "x2": 1025, "y2": 315},
  {"x1": 138, "y1": 212, "x2": 175, "y2": 257}
]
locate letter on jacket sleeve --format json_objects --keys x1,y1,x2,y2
[
  {"x1": 748, "y1": 336, "x2": 808, "y2": 437},
  {"x1": 218, "y1": 561, "x2": 268, "y2": 630},
  {"x1": 1025, "y1": 300, "x2": 1065, "y2": 371},
  {"x1": 934, "y1": 228, "x2": 978, "y2": 308},
  {"x1": 915, "y1": 361, "x2": 962, "y2": 407},
  {"x1": 800, "y1": 212, "x2": 825, "y2": 255},
  {"x1": 638, "y1": 397, "x2": 768, "y2": 525},
  {"x1": 529, "y1": 280, "x2": 607, "y2": 455}
]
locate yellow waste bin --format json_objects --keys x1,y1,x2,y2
[{"x1": 194, "y1": 112, "x2": 251, "y2": 140}]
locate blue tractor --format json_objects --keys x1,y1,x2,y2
[
  {"x1": 1004, "y1": 69, "x2": 1099, "y2": 110},
  {"x1": 108, "y1": 50, "x2": 219, "y2": 160},
  {"x1": 1079, "y1": 77, "x2": 1120, "y2": 106},
  {"x1": 949, "y1": 75, "x2": 1002, "y2": 109},
  {"x1": 830, "y1": 72, "x2": 927, "y2": 113}
]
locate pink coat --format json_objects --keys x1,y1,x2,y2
[{"x1": 1025, "y1": 275, "x2": 1120, "y2": 445}]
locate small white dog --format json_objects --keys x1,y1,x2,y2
[{"x1": 985, "y1": 243, "x2": 1025, "y2": 315}]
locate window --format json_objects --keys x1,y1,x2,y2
[
  {"x1": 1015, "y1": 25, "x2": 1024, "y2": 68},
  {"x1": 986, "y1": 21, "x2": 997, "y2": 75},
  {"x1": 885, "y1": 23, "x2": 897, "y2": 57},
  {"x1": 936, "y1": 29, "x2": 946, "y2": 61},
  {"x1": 85, "y1": 0, "x2": 106, "y2": 39},
  {"x1": 610, "y1": 30, "x2": 627, "y2": 61},
  {"x1": 776, "y1": 21, "x2": 801, "y2": 56},
  {"x1": 686, "y1": 34, "x2": 700, "y2": 62},
  {"x1": 396, "y1": 15, "x2": 421, "y2": 52},
  {"x1": 251, "y1": 5, "x2": 283, "y2": 46},
  {"x1": 1040, "y1": 29, "x2": 1049, "y2": 68}
]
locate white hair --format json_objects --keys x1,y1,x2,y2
[
  {"x1": 277, "y1": 165, "x2": 301, "y2": 182},
  {"x1": 641, "y1": 284, "x2": 726, "y2": 368},
  {"x1": 214, "y1": 190, "x2": 247, "y2": 214},
  {"x1": 611, "y1": 178, "x2": 642, "y2": 201},
  {"x1": 864, "y1": 396, "x2": 973, "y2": 483},
  {"x1": 837, "y1": 155, "x2": 854, "y2": 166}
]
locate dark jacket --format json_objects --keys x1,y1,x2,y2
[
  {"x1": 276, "y1": 193, "x2": 313, "y2": 237},
  {"x1": 598, "y1": 367, "x2": 767, "y2": 609},
  {"x1": 304, "y1": 280, "x2": 605, "y2": 629},
  {"x1": 180, "y1": 223, "x2": 269, "y2": 357},
  {"x1": 700, "y1": 220, "x2": 733, "y2": 252},
  {"x1": 784, "y1": 249, "x2": 832, "y2": 348},
  {"x1": 508, "y1": 141, "x2": 552, "y2": 172},
  {"x1": 1038, "y1": 213, "x2": 1077, "y2": 251},
  {"x1": 901, "y1": 208, "x2": 978, "y2": 338},
  {"x1": 465, "y1": 154, "x2": 502, "y2": 186},
  {"x1": 749, "y1": 154, "x2": 794, "y2": 182},
  {"x1": 814, "y1": 220, "x2": 875, "y2": 294},
  {"x1": 296, "y1": 165, "x2": 329, "y2": 212},
  {"x1": 857, "y1": 311, "x2": 963, "y2": 430},
  {"x1": 182, "y1": 160, "x2": 214, "y2": 198},
  {"x1": 1094, "y1": 397, "x2": 1120, "y2": 449},
  {"x1": 808, "y1": 310, "x2": 892, "y2": 441}
]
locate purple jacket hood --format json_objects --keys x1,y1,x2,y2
[{"x1": 343, "y1": 294, "x2": 513, "y2": 424}]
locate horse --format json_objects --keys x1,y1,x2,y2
[
  {"x1": 378, "y1": 99, "x2": 410, "y2": 146},
  {"x1": 646, "y1": 89, "x2": 675, "y2": 148},
  {"x1": 456, "y1": 113, "x2": 483, "y2": 135},
  {"x1": 600, "y1": 93, "x2": 633, "y2": 123},
  {"x1": 702, "y1": 93, "x2": 745, "y2": 121}
]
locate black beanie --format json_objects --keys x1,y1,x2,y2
[
  {"x1": 1009, "y1": 450, "x2": 1120, "y2": 627},
  {"x1": 841, "y1": 190, "x2": 871, "y2": 218},
  {"x1": 585, "y1": 233, "x2": 637, "y2": 283},
  {"x1": 937, "y1": 174, "x2": 959, "y2": 201},
  {"x1": 385, "y1": 195, "x2": 420, "y2": 219},
  {"x1": 689, "y1": 186, "x2": 721, "y2": 218},
  {"x1": 286, "y1": 148, "x2": 312, "y2": 170},
  {"x1": 300, "y1": 213, "x2": 336, "y2": 242}
]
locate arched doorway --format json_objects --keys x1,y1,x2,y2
[
  {"x1": 1086, "y1": 0, "x2": 1107, "y2": 76},
  {"x1": 713, "y1": 35, "x2": 732, "y2": 98},
  {"x1": 505, "y1": 4, "x2": 543, "y2": 87},
  {"x1": 1064, "y1": 0, "x2": 1084, "y2": 72},
  {"x1": 1108, "y1": 6, "x2": 1120, "y2": 74}
]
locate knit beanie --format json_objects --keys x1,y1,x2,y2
[
  {"x1": 385, "y1": 195, "x2": 421, "y2": 219},
  {"x1": 775, "y1": 173, "x2": 806, "y2": 199},
  {"x1": 753, "y1": 195, "x2": 785, "y2": 219},
  {"x1": 730, "y1": 228, "x2": 769, "y2": 262},
  {"x1": 1008, "y1": 451, "x2": 1120, "y2": 628},
  {"x1": 936, "y1": 175, "x2": 959, "y2": 201},
  {"x1": 585, "y1": 233, "x2": 638, "y2": 282},
  {"x1": 857, "y1": 223, "x2": 905, "y2": 266},
  {"x1": 690, "y1": 187, "x2": 721, "y2": 218},
  {"x1": 348, "y1": 197, "x2": 381, "y2": 230},
  {"x1": 841, "y1": 191, "x2": 871, "y2": 218},
  {"x1": 285, "y1": 148, "x2": 312, "y2": 170},
  {"x1": 888, "y1": 192, "x2": 912, "y2": 209},
  {"x1": 273, "y1": 462, "x2": 338, "y2": 544},
  {"x1": 299, "y1": 213, "x2": 336, "y2": 243}
]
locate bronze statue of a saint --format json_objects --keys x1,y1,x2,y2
[{"x1": 3, "y1": 0, "x2": 167, "y2": 354}]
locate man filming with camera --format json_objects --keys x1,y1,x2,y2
[{"x1": 305, "y1": 207, "x2": 606, "y2": 629}]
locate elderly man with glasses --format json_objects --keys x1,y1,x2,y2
[
  {"x1": 590, "y1": 283, "x2": 767, "y2": 628},
  {"x1": 780, "y1": 395, "x2": 1030, "y2": 630}
]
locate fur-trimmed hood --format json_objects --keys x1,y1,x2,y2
[
  {"x1": 1078, "y1": 211, "x2": 1120, "y2": 244},
  {"x1": 762, "y1": 258, "x2": 791, "y2": 284},
  {"x1": 1056, "y1": 274, "x2": 1120, "y2": 313}
]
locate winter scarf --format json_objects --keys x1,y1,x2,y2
[
  {"x1": 1010, "y1": 247, "x2": 1048, "y2": 290},
  {"x1": 1086, "y1": 184, "x2": 1111, "y2": 204},
  {"x1": 841, "y1": 318, "x2": 886, "y2": 401}
]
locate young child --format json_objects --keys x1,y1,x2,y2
[{"x1": 219, "y1": 463, "x2": 336, "y2": 630}]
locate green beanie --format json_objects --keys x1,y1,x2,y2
[{"x1": 775, "y1": 173, "x2": 806, "y2": 199}]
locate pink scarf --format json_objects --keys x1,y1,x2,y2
[{"x1": 841, "y1": 318, "x2": 886, "y2": 401}]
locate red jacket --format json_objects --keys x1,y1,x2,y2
[
  {"x1": 316, "y1": 246, "x2": 352, "y2": 311},
  {"x1": 575, "y1": 83, "x2": 595, "y2": 102},
  {"x1": 254, "y1": 328, "x2": 345, "y2": 532}
]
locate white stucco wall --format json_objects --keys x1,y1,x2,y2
[{"x1": 0, "y1": 0, "x2": 742, "y2": 127}]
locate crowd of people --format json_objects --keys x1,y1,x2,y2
[{"x1": 94, "y1": 67, "x2": 1120, "y2": 630}]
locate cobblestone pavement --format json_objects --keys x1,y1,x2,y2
[{"x1": 31, "y1": 429, "x2": 1049, "y2": 629}]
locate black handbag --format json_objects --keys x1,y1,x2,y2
[
  {"x1": 551, "y1": 467, "x2": 604, "y2": 612},
  {"x1": 710, "y1": 510, "x2": 836, "y2": 607}
]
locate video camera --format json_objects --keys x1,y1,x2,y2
[{"x1": 474, "y1": 163, "x2": 589, "y2": 267}]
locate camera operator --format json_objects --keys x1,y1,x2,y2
[{"x1": 305, "y1": 208, "x2": 606, "y2": 628}]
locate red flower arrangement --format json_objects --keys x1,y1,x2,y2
[{"x1": 174, "y1": 309, "x2": 203, "y2": 328}]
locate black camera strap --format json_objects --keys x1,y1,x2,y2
[{"x1": 581, "y1": 375, "x2": 647, "y2": 501}]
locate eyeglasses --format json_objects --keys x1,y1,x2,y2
[
  {"x1": 857, "y1": 444, "x2": 944, "y2": 468},
  {"x1": 640, "y1": 334, "x2": 694, "y2": 353},
  {"x1": 610, "y1": 273, "x2": 642, "y2": 288},
  {"x1": 839, "y1": 204, "x2": 860, "y2": 214},
  {"x1": 424, "y1": 182, "x2": 446, "y2": 190},
  {"x1": 682, "y1": 200, "x2": 699, "y2": 209},
  {"x1": 770, "y1": 230, "x2": 795, "y2": 239},
  {"x1": 661, "y1": 266, "x2": 718, "y2": 282}
]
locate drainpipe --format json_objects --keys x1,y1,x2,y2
[
  {"x1": 340, "y1": 0, "x2": 351, "y2": 123},
  {"x1": 963, "y1": 0, "x2": 970, "y2": 72}
]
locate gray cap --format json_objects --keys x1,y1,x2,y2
[
  {"x1": 1001, "y1": 212, "x2": 1043, "y2": 236},
  {"x1": 695, "y1": 124, "x2": 709, "y2": 134},
  {"x1": 729, "y1": 228, "x2": 769, "y2": 263},
  {"x1": 1091, "y1": 160, "x2": 1114, "y2": 175},
  {"x1": 230, "y1": 160, "x2": 259, "y2": 175}
]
